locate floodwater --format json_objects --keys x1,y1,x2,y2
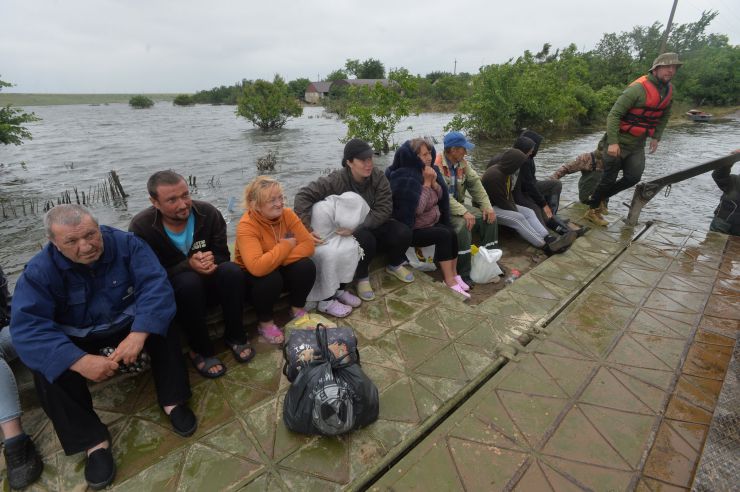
[{"x1": 1, "y1": 103, "x2": 738, "y2": 286}]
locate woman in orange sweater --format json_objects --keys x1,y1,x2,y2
[{"x1": 234, "y1": 176, "x2": 316, "y2": 344}]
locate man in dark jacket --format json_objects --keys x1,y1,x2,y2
[
  {"x1": 10, "y1": 204, "x2": 195, "y2": 490},
  {"x1": 710, "y1": 159, "x2": 740, "y2": 236},
  {"x1": 130, "y1": 171, "x2": 253, "y2": 380}
]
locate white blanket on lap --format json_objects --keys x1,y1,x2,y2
[{"x1": 307, "y1": 192, "x2": 370, "y2": 301}]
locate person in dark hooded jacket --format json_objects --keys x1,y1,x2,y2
[
  {"x1": 513, "y1": 131, "x2": 585, "y2": 237},
  {"x1": 710, "y1": 158, "x2": 740, "y2": 236},
  {"x1": 482, "y1": 149, "x2": 575, "y2": 254},
  {"x1": 386, "y1": 139, "x2": 470, "y2": 297}
]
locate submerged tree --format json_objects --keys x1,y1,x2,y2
[
  {"x1": 236, "y1": 75, "x2": 302, "y2": 130},
  {"x1": 0, "y1": 77, "x2": 40, "y2": 145},
  {"x1": 340, "y1": 69, "x2": 416, "y2": 153},
  {"x1": 129, "y1": 95, "x2": 154, "y2": 108}
]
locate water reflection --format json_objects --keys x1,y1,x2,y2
[{"x1": 1, "y1": 103, "x2": 738, "y2": 285}]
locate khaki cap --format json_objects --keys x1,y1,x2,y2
[{"x1": 650, "y1": 52, "x2": 683, "y2": 71}]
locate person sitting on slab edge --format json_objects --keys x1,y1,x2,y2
[
  {"x1": 130, "y1": 170, "x2": 255, "y2": 380},
  {"x1": 11, "y1": 204, "x2": 196, "y2": 490}
]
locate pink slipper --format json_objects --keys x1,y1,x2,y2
[
  {"x1": 444, "y1": 282, "x2": 471, "y2": 299},
  {"x1": 258, "y1": 324, "x2": 284, "y2": 345},
  {"x1": 318, "y1": 299, "x2": 353, "y2": 318},
  {"x1": 454, "y1": 275, "x2": 470, "y2": 291},
  {"x1": 336, "y1": 290, "x2": 362, "y2": 308}
]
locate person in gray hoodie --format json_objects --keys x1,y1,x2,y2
[{"x1": 293, "y1": 139, "x2": 414, "y2": 302}]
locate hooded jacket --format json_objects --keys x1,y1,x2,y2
[
  {"x1": 481, "y1": 149, "x2": 528, "y2": 211},
  {"x1": 129, "y1": 200, "x2": 231, "y2": 279},
  {"x1": 710, "y1": 165, "x2": 740, "y2": 235},
  {"x1": 385, "y1": 141, "x2": 450, "y2": 229},
  {"x1": 293, "y1": 167, "x2": 392, "y2": 232},
  {"x1": 513, "y1": 131, "x2": 548, "y2": 208}
]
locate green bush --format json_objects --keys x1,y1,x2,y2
[
  {"x1": 236, "y1": 75, "x2": 302, "y2": 130},
  {"x1": 1, "y1": 77, "x2": 40, "y2": 145},
  {"x1": 129, "y1": 95, "x2": 154, "y2": 109},
  {"x1": 173, "y1": 94, "x2": 195, "y2": 106},
  {"x1": 339, "y1": 69, "x2": 416, "y2": 154}
]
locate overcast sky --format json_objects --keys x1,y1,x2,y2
[{"x1": 2, "y1": 0, "x2": 738, "y2": 93}]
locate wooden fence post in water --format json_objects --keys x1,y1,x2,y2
[{"x1": 108, "y1": 170, "x2": 128, "y2": 199}]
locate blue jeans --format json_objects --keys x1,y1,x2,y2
[{"x1": 0, "y1": 328, "x2": 22, "y2": 424}]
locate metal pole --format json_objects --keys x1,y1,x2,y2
[{"x1": 659, "y1": 0, "x2": 679, "y2": 54}]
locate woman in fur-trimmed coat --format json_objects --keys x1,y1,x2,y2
[{"x1": 385, "y1": 138, "x2": 470, "y2": 298}]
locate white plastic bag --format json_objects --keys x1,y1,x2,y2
[
  {"x1": 405, "y1": 245, "x2": 436, "y2": 271},
  {"x1": 470, "y1": 247, "x2": 503, "y2": 284}
]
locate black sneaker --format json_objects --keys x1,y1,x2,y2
[
  {"x1": 167, "y1": 404, "x2": 197, "y2": 437},
  {"x1": 4, "y1": 435, "x2": 43, "y2": 490},
  {"x1": 544, "y1": 231, "x2": 577, "y2": 254},
  {"x1": 85, "y1": 447, "x2": 115, "y2": 490}
]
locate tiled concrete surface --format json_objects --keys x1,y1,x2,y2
[
  {"x1": 691, "y1": 340, "x2": 739, "y2": 492},
  {"x1": 2, "y1": 217, "x2": 737, "y2": 491},
  {"x1": 373, "y1": 228, "x2": 737, "y2": 491}
]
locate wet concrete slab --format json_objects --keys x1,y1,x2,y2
[
  {"x1": 373, "y1": 228, "x2": 737, "y2": 491},
  {"x1": 1, "y1": 214, "x2": 737, "y2": 491}
]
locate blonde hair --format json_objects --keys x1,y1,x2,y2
[{"x1": 242, "y1": 176, "x2": 284, "y2": 210}]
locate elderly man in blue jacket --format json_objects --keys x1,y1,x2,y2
[{"x1": 10, "y1": 204, "x2": 195, "y2": 490}]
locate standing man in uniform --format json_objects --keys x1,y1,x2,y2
[{"x1": 584, "y1": 53, "x2": 682, "y2": 226}]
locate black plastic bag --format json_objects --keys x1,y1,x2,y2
[
  {"x1": 283, "y1": 324, "x2": 359, "y2": 382},
  {"x1": 283, "y1": 325, "x2": 378, "y2": 436}
]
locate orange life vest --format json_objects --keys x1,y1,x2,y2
[{"x1": 619, "y1": 75, "x2": 672, "y2": 138}]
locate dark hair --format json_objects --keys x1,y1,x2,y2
[{"x1": 147, "y1": 170, "x2": 186, "y2": 199}]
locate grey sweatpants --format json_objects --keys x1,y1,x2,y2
[{"x1": 493, "y1": 205, "x2": 548, "y2": 248}]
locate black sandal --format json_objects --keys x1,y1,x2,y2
[
  {"x1": 226, "y1": 340, "x2": 256, "y2": 364},
  {"x1": 189, "y1": 353, "x2": 226, "y2": 379}
]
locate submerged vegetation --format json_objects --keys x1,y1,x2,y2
[
  {"x1": 236, "y1": 75, "x2": 303, "y2": 130},
  {"x1": 447, "y1": 10, "x2": 738, "y2": 137},
  {"x1": 2, "y1": 12, "x2": 733, "y2": 146},
  {"x1": 128, "y1": 95, "x2": 154, "y2": 109},
  {"x1": 0, "y1": 77, "x2": 40, "y2": 145}
]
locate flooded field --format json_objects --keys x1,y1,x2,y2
[{"x1": 1, "y1": 103, "x2": 738, "y2": 285}]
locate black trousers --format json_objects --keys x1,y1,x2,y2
[
  {"x1": 33, "y1": 323, "x2": 191, "y2": 455},
  {"x1": 411, "y1": 223, "x2": 458, "y2": 262},
  {"x1": 170, "y1": 261, "x2": 247, "y2": 356},
  {"x1": 353, "y1": 219, "x2": 412, "y2": 278},
  {"x1": 241, "y1": 257, "x2": 316, "y2": 322},
  {"x1": 535, "y1": 178, "x2": 562, "y2": 214},
  {"x1": 590, "y1": 144, "x2": 645, "y2": 208}
]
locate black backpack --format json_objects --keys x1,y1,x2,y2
[{"x1": 283, "y1": 324, "x2": 379, "y2": 436}]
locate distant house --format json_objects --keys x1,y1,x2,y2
[
  {"x1": 304, "y1": 81, "x2": 332, "y2": 104},
  {"x1": 330, "y1": 79, "x2": 391, "y2": 89},
  {"x1": 304, "y1": 79, "x2": 391, "y2": 103}
]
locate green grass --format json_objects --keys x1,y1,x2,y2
[{"x1": 0, "y1": 93, "x2": 184, "y2": 106}]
